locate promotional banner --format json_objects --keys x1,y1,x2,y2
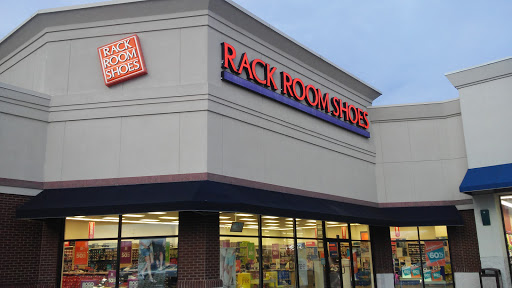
[
  {"x1": 237, "y1": 273, "x2": 251, "y2": 288},
  {"x1": 247, "y1": 242, "x2": 256, "y2": 260},
  {"x1": 341, "y1": 226, "x2": 348, "y2": 239},
  {"x1": 74, "y1": 241, "x2": 89, "y2": 265},
  {"x1": 120, "y1": 241, "x2": 132, "y2": 264},
  {"x1": 424, "y1": 270, "x2": 432, "y2": 281},
  {"x1": 88, "y1": 222, "x2": 95, "y2": 239},
  {"x1": 411, "y1": 265, "x2": 421, "y2": 278},
  {"x1": 220, "y1": 247, "x2": 236, "y2": 288},
  {"x1": 425, "y1": 241, "x2": 446, "y2": 266},
  {"x1": 329, "y1": 243, "x2": 337, "y2": 257},
  {"x1": 272, "y1": 244, "x2": 280, "y2": 259},
  {"x1": 107, "y1": 270, "x2": 116, "y2": 287},
  {"x1": 402, "y1": 266, "x2": 411, "y2": 278},
  {"x1": 297, "y1": 243, "x2": 308, "y2": 286},
  {"x1": 432, "y1": 268, "x2": 443, "y2": 281}
]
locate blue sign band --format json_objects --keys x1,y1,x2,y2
[{"x1": 221, "y1": 71, "x2": 370, "y2": 138}]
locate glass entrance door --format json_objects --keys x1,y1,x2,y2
[{"x1": 328, "y1": 241, "x2": 352, "y2": 288}]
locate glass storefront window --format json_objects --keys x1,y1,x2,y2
[
  {"x1": 351, "y1": 224, "x2": 370, "y2": 240},
  {"x1": 327, "y1": 241, "x2": 352, "y2": 288},
  {"x1": 220, "y1": 237, "x2": 260, "y2": 287},
  {"x1": 390, "y1": 226, "x2": 419, "y2": 240},
  {"x1": 325, "y1": 221, "x2": 349, "y2": 239},
  {"x1": 62, "y1": 212, "x2": 179, "y2": 288},
  {"x1": 296, "y1": 219, "x2": 323, "y2": 238},
  {"x1": 352, "y1": 241, "x2": 374, "y2": 288},
  {"x1": 501, "y1": 196, "x2": 512, "y2": 284},
  {"x1": 418, "y1": 226, "x2": 448, "y2": 240},
  {"x1": 65, "y1": 215, "x2": 119, "y2": 239},
  {"x1": 297, "y1": 239, "x2": 325, "y2": 288},
  {"x1": 122, "y1": 212, "x2": 179, "y2": 238},
  {"x1": 262, "y1": 216, "x2": 294, "y2": 237},
  {"x1": 118, "y1": 237, "x2": 178, "y2": 288},
  {"x1": 422, "y1": 240, "x2": 453, "y2": 288},
  {"x1": 62, "y1": 240, "x2": 118, "y2": 287},
  {"x1": 262, "y1": 238, "x2": 296, "y2": 287},
  {"x1": 391, "y1": 226, "x2": 453, "y2": 288},
  {"x1": 220, "y1": 212, "x2": 259, "y2": 236}
]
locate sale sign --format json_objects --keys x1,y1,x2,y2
[
  {"x1": 411, "y1": 265, "x2": 421, "y2": 278},
  {"x1": 74, "y1": 241, "x2": 89, "y2": 265},
  {"x1": 272, "y1": 244, "x2": 280, "y2": 259},
  {"x1": 425, "y1": 241, "x2": 446, "y2": 266},
  {"x1": 432, "y1": 268, "x2": 443, "y2": 281},
  {"x1": 120, "y1": 241, "x2": 132, "y2": 264},
  {"x1": 98, "y1": 35, "x2": 147, "y2": 87}
]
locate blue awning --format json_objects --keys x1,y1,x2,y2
[{"x1": 460, "y1": 163, "x2": 512, "y2": 193}]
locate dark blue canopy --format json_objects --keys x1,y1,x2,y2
[{"x1": 17, "y1": 180, "x2": 463, "y2": 226}]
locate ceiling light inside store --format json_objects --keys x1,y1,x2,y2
[
  {"x1": 220, "y1": 220, "x2": 233, "y2": 223},
  {"x1": 246, "y1": 226, "x2": 258, "y2": 229},
  {"x1": 286, "y1": 218, "x2": 293, "y2": 220},
  {"x1": 264, "y1": 220, "x2": 279, "y2": 222},
  {"x1": 286, "y1": 222, "x2": 294, "y2": 225},
  {"x1": 326, "y1": 222, "x2": 339, "y2": 224},
  {"x1": 219, "y1": 216, "x2": 231, "y2": 219},
  {"x1": 239, "y1": 218, "x2": 256, "y2": 221},
  {"x1": 124, "y1": 214, "x2": 144, "y2": 217},
  {"x1": 502, "y1": 201, "x2": 512, "y2": 208},
  {"x1": 306, "y1": 220, "x2": 317, "y2": 222},
  {"x1": 148, "y1": 212, "x2": 166, "y2": 214},
  {"x1": 236, "y1": 214, "x2": 254, "y2": 217},
  {"x1": 305, "y1": 223, "x2": 316, "y2": 226},
  {"x1": 246, "y1": 222, "x2": 258, "y2": 225},
  {"x1": 103, "y1": 217, "x2": 119, "y2": 220},
  {"x1": 159, "y1": 216, "x2": 178, "y2": 219},
  {"x1": 74, "y1": 216, "x2": 86, "y2": 218},
  {"x1": 140, "y1": 219, "x2": 159, "y2": 222},
  {"x1": 67, "y1": 217, "x2": 118, "y2": 222},
  {"x1": 501, "y1": 196, "x2": 512, "y2": 199},
  {"x1": 262, "y1": 216, "x2": 279, "y2": 219},
  {"x1": 265, "y1": 223, "x2": 279, "y2": 226}
]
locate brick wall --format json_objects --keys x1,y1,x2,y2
[
  {"x1": 177, "y1": 211, "x2": 223, "y2": 288},
  {"x1": 448, "y1": 209, "x2": 481, "y2": 273},
  {"x1": 0, "y1": 193, "x2": 63, "y2": 287},
  {"x1": 370, "y1": 225, "x2": 394, "y2": 274}
]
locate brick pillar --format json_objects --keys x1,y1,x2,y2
[
  {"x1": 370, "y1": 225, "x2": 394, "y2": 288},
  {"x1": 37, "y1": 218, "x2": 64, "y2": 287},
  {"x1": 177, "y1": 211, "x2": 223, "y2": 288},
  {"x1": 448, "y1": 210, "x2": 481, "y2": 272}
]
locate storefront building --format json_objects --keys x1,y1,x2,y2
[{"x1": 0, "y1": 0, "x2": 509, "y2": 288}]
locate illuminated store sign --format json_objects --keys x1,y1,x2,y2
[
  {"x1": 98, "y1": 35, "x2": 147, "y2": 87},
  {"x1": 221, "y1": 42, "x2": 370, "y2": 138}
]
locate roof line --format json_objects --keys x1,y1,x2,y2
[
  {"x1": 0, "y1": 0, "x2": 145, "y2": 45},
  {"x1": 224, "y1": 0, "x2": 382, "y2": 96},
  {"x1": 445, "y1": 56, "x2": 512, "y2": 76},
  {"x1": 369, "y1": 97, "x2": 459, "y2": 109}
]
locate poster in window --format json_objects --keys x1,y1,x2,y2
[
  {"x1": 220, "y1": 247, "x2": 236, "y2": 288},
  {"x1": 74, "y1": 241, "x2": 89, "y2": 265},
  {"x1": 425, "y1": 241, "x2": 446, "y2": 266}
]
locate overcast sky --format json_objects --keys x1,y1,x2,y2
[{"x1": 1, "y1": 0, "x2": 511, "y2": 105}]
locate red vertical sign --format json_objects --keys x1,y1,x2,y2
[
  {"x1": 120, "y1": 241, "x2": 132, "y2": 264},
  {"x1": 74, "y1": 241, "x2": 89, "y2": 265},
  {"x1": 272, "y1": 244, "x2": 280, "y2": 259},
  {"x1": 341, "y1": 226, "x2": 347, "y2": 239},
  {"x1": 88, "y1": 222, "x2": 95, "y2": 239},
  {"x1": 395, "y1": 227, "x2": 400, "y2": 238}
]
